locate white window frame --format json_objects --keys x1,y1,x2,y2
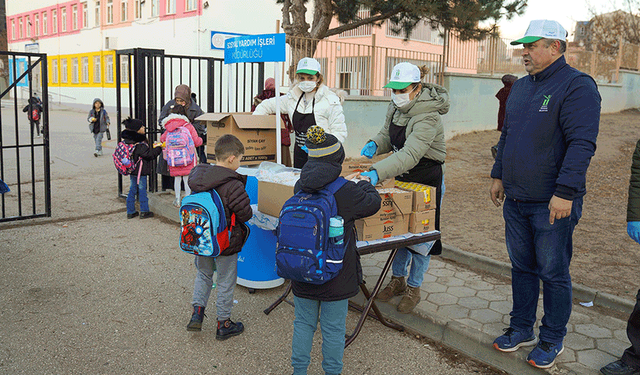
[
  {"x1": 26, "y1": 16, "x2": 30, "y2": 38},
  {"x1": 61, "y1": 58, "x2": 68, "y2": 83},
  {"x1": 42, "y1": 12, "x2": 47, "y2": 35},
  {"x1": 106, "y1": 0, "x2": 113, "y2": 24},
  {"x1": 134, "y1": 0, "x2": 141, "y2": 19},
  {"x1": 52, "y1": 10, "x2": 57, "y2": 33},
  {"x1": 11, "y1": 19, "x2": 15, "y2": 40},
  {"x1": 105, "y1": 55, "x2": 114, "y2": 83},
  {"x1": 82, "y1": 57, "x2": 89, "y2": 83},
  {"x1": 186, "y1": 0, "x2": 197, "y2": 11},
  {"x1": 72, "y1": 58, "x2": 79, "y2": 83},
  {"x1": 121, "y1": 0, "x2": 128, "y2": 22},
  {"x1": 52, "y1": 59, "x2": 58, "y2": 83},
  {"x1": 72, "y1": 5, "x2": 78, "y2": 30},
  {"x1": 19, "y1": 18, "x2": 23, "y2": 39},
  {"x1": 95, "y1": 1, "x2": 101, "y2": 26},
  {"x1": 120, "y1": 55, "x2": 129, "y2": 83},
  {"x1": 82, "y1": 3, "x2": 88, "y2": 28},
  {"x1": 151, "y1": 0, "x2": 158, "y2": 17},
  {"x1": 35, "y1": 14, "x2": 40, "y2": 36},
  {"x1": 93, "y1": 56, "x2": 101, "y2": 83},
  {"x1": 166, "y1": 0, "x2": 175, "y2": 14},
  {"x1": 61, "y1": 7, "x2": 67, "y2": 32}
]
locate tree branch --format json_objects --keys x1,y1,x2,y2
[
  {"x1": 309, "y1": 0, "x2": 333, "y2": 39},
  {"x1": 323, "y1": 10, "x2": 400, "y2": 38}
]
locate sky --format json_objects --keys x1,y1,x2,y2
[{"x1": 495, "y1": 0, "x2": 621, "y2": 41}]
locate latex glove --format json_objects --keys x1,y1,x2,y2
[
  {"x1": 300, "y1": 145, "x2": 308, "y2": 154},
  {"x1": 628, "y1": 221, "x2": 640, "y2": 244},
  {"x1": 360, "y1": 141, "x2": 377, "y2": 159},
  {"x1": 361, "y1": 170, "x2": 379, "y2": 186}
]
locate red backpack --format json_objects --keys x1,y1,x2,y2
[
  {"x1": 113, "y1": 141, "x2": 143, "y2": 182},
  {"x1": 31, "y1": 108, "x2": 40, "y2": 121}
]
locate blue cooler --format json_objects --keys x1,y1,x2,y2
[{"x1": 236, "y1": 167, "x2": 284, "y2": 289}]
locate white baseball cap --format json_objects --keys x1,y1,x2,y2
[
  {"x1": 296, "y1": 57, "x2": 321, "y2": 75},
  {"x1": 511, "y1": 19, "x2": 567, "y2": 45},
  {"x1": 384, "y1": 62, "x2": 421, "y2": 90}
]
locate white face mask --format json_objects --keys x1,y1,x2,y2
[
  {"x1": 391, "y1": 92, "x2": 412, "y2": 108},
  {"x1": 299, "y1": 81, "x2": 317, "y2": 93}
]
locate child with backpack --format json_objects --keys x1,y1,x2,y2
[
  {"x1": 120, "y1": 117, "x2": 163, "y2": 219},
  {"x1": 22, "y1": 94, "x2": 43, "y2": 137},
  {"x1": 185, "y1": 134, "x2": 252, "y2": 338},
  {"x1": 282, "y1": 126, "x2": 381, "y2": 375},
  {"x1": 87, "y1": 98, "x2": 110, "y2": 157},
  {"x1": 160, "y1": 105, "x2": 202, "y2": 207}
]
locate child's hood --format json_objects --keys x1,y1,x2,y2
[
  {"x1": 188, "y1": 164, "x2": 247, "y2": 193},
  {"x1": 92, "y1": 98, "x2": 104, "y2": 108},
  {"x1": 161, "y1": 113, "x2": 191, "y2": 132},
  {"x1": 121, "y1": 129, "x2": 146, "y2": 144}
]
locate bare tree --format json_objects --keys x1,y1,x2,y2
[{"x1": 587, "y1": 0, "x2": 640, "y2": 54}]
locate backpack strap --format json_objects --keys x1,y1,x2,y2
[{"x1": 323, "y1": 177, "x2": 348, "y2": 195}]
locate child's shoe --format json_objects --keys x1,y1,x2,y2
[
  {"x1": 94, "y1": 150, "x2": 99, "y2": 157},
  {"x1": 140, "y1": 211, "x2": 155, "y2": 219},
  {"x1": 216, "y1": 319, "x2": 244, "y2": 340},
  {"x1": 526, "y1": 340, "x2": 564, "y2": 369},
  {"x1": 127, "y1": 211, "x2": 139, "y2": 219},
  {"x1": 173, "y1": 197, "x2": 181, "y2": 207},
  {"x1": 187, "y1": 306, "x2": 205, "y2": 331}
]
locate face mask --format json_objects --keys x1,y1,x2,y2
[
  {"x1": 391, "y1": 85, "x2": 418, "y2": 108},
  {"x1": 299, "y1": 81, "x2": 317, "y2": 93}
]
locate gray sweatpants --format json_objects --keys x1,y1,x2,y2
[{"x1": 192, "y1": 254, "x2": 238, "y2": 321}]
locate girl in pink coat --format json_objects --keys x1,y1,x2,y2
[{"x1": 160, "y1": 105, "x2": 203, "y2": 207}]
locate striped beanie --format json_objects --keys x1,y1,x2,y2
[{"x1": 305, "y1": 126, "x2": 342, "y2": 159}]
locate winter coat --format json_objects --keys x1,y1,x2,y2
[
  {"x1": 370, "y1": 83, "x2": 449, "y2": 181},
  {"x1": 159, "y1": 114, "x2": 203, "y2": 177},
  {"x1": 490, "y1": 56, "x2": 601, "y2": 202},
  {"x1": 158, "y1": 100, "x2": 206, "y2": 137},
  {"x1": 121, "y1": 130, "x2": 163, "y2": 176},
  {"x1": 22, "y1": 96, "x2": 43, "y2": 121},
  {"x1": 253, "y1": 84, "x2": 347, "y2": 143},
  {"x1": 628, "y1": 139, "x2": 640, "y2": 222},
  {"x1": 87, "y1": 98, "x2": 110, "y2": 134},
  {"x1": 291, "y1": 161, "x2": 381, "y2": 302},
  {"x1": 187, "y1": 164, "x2": 253, "y2": 256},
  {"x1": 252, "y1": 89, "x2": 293, "y2": 147}
]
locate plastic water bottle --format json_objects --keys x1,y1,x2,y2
[
  {"x1": 329, "y1": 216, "x2": 344, "y2": 244},
  {"x1": 121, "y1": 157, "x2": 131, "y2": 167},
  {"x1": 211, "y1": 271, "x2": 217, "y2": 289}
]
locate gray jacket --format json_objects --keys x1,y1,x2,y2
[{"x1": 87, "y1": 98, "x2": 110, "y2": 133}]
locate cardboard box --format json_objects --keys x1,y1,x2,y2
[
  {"x1": 340, "y1": 160, "x2": 372, "y2": 177},
  {"x1": 197, "y1": 113, "x2": 277, "y2": 166},
  {"x1": 408, "y1": 209, "x2": 437, "y2": 233},
  {"x1": 355, "y1": 215, "x2": 409, "y2": 241},
  {"x1": 257, "y1": 180, "x2": 295, "y2": 217},
  {"x1": 369, "y1": 188, "x2": 413, "y2": 222},
  {"x1": 394, "y1": 180, "x2": 438, "y2": 211}
]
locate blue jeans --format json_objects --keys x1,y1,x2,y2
[
  {"x1": 93, "y1": 131, "x2": 104, "y2": 151},
  {"x1": 392, "y1": 248, "x2": 432, "y2": 288},
  {"x1": 126, "y1": 175, "x2": 149, "y2": 214},
  {"x1": 503, "y1": 197, "x2": 583, "y2": 344},
  {"x1": 292, "y1": 296, "x2": 348, "y2": 375}
]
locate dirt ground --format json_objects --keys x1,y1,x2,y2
[{"x1": 441, "y1": 109, "x2": 640, "y2": 300}]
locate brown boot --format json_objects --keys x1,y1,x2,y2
[
  {"x1": 397, "y1": 286, "x2": 422, "y2": 314},
  {"x1": 376, "y1": 276, "x2": 406, "y2": 302}
]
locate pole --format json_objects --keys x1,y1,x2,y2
[{"x1": 274, "y1": 21, "x2": 282, "y2": 164}]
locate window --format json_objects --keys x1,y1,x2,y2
[
  {"x1": 43, "y1": 12, "x2": 47, "y2": 35},
  {"x1": 120, "y1": 55, "x2": 129, "y2": 83},
  {"x1": 166, "y1": 0, "x2": 175, "y2": 14},
  {"x1": 61, "y1": 58, "x2": 68, "y2": 83},
  {"x1": 186, "y1": 0, "x2": 197, "y2": 11},
  {"x1": 26, "y1": 16, "x2": 30, "y2": 38},
  {"x1": 72, "y1": 5, "x2": 78, "y2": 30},
  {"x1": 121, "y1": 0, "x2": 128, "y2": 21},
  {"x1": 93, "y1": 56, "x2": 101, "y2": 83},
  {"x1": 19, "y1": 18, "x2": 23, "y2": 39},
  {"x1": 72, "y1": 58, "x2": 79, "y2": 83},
  {"x1": 52, "y1": 10, "x2": 57, "y2": 33},
  {"x1": 61, "y1": 7, "x2": 67, "y2": 32},
  {"x1": 52, "y1": 59, "x2": 58, "y2": 83},
  {"x1": 106, "y1": 0, "x2": 113, "y2": 24},
  {"x1": 151, "y1": 0, "x2": 158, "y2": 17},
  {"x1": 134, "y1": 0, "x2": 142, "y2": 18},
  {"x1": 35, "y1": 14, "x2": 40, "y2": 36},
  {"x1": 82, "y1": 3, "x2": 88, "y2": 28},
  {"x1": 95, "y1": 1, "x2": 101, "y2": 26},
  {"x1": 11, "y1": 19, "x2": 15, "y2": 40},
  {"x1": 82, "y1": 57, "x2": 89, "y2": 83},
  {"x1": 105, "y1": 55, "x2": 114, "y2": 83}
]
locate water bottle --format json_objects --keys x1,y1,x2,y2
[
  {"x1": 329, "y1": 216, "x2": 344, "y2": 244},
  {"x1": 121, "y1": 157, "x2": 131, "y2": 167},
  {"x1": 211, "y1": 271, "x2": 217, "y2": 290}
]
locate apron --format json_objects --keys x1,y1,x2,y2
[
  {"x1": 389, "y1": 116, "x2": 444, "y2": 255},
  {"x1": 292, "y1": 95, "x2": 316, "y2": 169}
]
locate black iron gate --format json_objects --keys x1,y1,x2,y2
[
  {"x1": 115, "y1": 48, "x2": 264, "y2": 196},
  {"x1": 0, "y1": 51, "x2": 51, "y2": 222}
]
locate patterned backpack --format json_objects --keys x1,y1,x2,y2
[
  {"x1": 113, "y1": 141, "x2": 142, "y2": 182},
  {"x1": 164, "y1": 127, "x2": 196, "y2": 167}
]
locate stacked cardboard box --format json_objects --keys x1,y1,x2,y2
[
  {"x1": 355, "y1": 187, "x2": 412, "y2": 241},
  {"x1": 394, "y1": 180, "x2": 437, "y2": 233}
]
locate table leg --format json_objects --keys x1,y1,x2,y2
[
  {"x1": 345, "y1": 248, "x2": 403, "y2": 348},
  {"x1": 263, "y1": 281, "x2": 292, "y2": 315}
]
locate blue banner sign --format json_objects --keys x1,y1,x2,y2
[{"x1": 224, "y1": 33, "x2": 286, "y2": 64}]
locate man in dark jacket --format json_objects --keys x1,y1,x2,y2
[
  {"x1": 289, "y1": 126, "x2": 381, "y2": 375},
  {"x1": 600, "y1": 139, "x2": 640, "y2": 375},
  {"x1": 489, "y1": 20, "x2": 601, "y2": 369},
  {"x1": 184, "y1": 134, "x2": 252, "y2": 340}
]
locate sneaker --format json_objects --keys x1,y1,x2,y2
[
  {"x1": 173, "y1": 198, "x2": 181, "y2": 208},
  {"x1": 527, "y1": 340, "x2": 564, "y2": 369},
  {"x1": 140, "y1": 211, "x2": 155, "y2": 219},
  {"x1": 493, "y1": 327, "x2": 537, "y2": 352},
  {"x1": 94, "y1": 150, "x2": 99, "y2": 157},
  {"x1": 216, "y1": 319, "x2": 244, "y2": 341},
  {"x1": 127, "y1": 212, "x2": 139, "y2": 219},
  {"x1": 376, "y1": 276, "x2": 406, "y2": 302},
  {"x1": 601, "y1": 360, "x2": 640, "y2": 375},
  {"x1": 397, "y1": 285, "x2": 422, "y2": 313},
  {"x1": 97, "y1": 150, "x2": 103, "y2": 156},
  {"x1": 187, "y1": 306, "x2": 205, "y2": 331}
]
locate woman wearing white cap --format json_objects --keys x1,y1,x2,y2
[
  {"x1": 253, "y1": 57, "x2": 347, "y2": 168},
  {"x1": 360, "y1": 62, "x2": 449, "y2": 314}
]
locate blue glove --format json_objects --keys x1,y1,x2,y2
[
  {"x1": 628, "y1": 221, "x2": 640, "y2": 244},
  {"x1": 360, "y1": 141, "x2": 377, "y2": 159},
  {"x1": 301, "y1": 145, "x2": 308, "y2": 154},
  {"x1": 361, "y1": 170, "x2": 379, "y2": 186}
]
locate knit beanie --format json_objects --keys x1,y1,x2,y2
[
  {"x1": 305, "y1": 126, "x2": 344, "y2": 164},
  {"x1": 123, "y1": 117, "x2": 144, "y2": 131},
  {"x1": 174, "y1": 84, "x2": 191, "y2": 105}
]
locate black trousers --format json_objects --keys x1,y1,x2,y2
[{"x1": 622, "y1": 289, "x2": 640, "y2": 367}]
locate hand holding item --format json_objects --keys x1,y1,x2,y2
[
  {"x1": 153, "y1": 142, "x2": 166, "y2": 149},
  {"x1": 628, "y1": 222, "x2": 640, "y2": 244},
  {"x1": 89, "y1": 117, "x2": 96, "y2": 122},
  {"x1": 360, "y1": 141, "x2": 377, "y2": 159},
  {"x1": 361, "y1": 170, "x2": 379, "y2": 186}
]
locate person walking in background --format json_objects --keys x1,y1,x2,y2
[
  {"x1": 253, "y1": 57, "x2": 347, "y2": 168},
  {"x1": 599, "y1": 139, "x2": 640, "y2": 375},
  {"x1": 87, "y1": 98, "x2": 110, "y2": 157},
  {"x1": 360, "y1": 62, "x2": 449, "y2": 314},
  {"x1": 23, "y1": 93, "x2": 43, "y2": 138},
  {"x1": 252, "y1": 77, "x2": 294, "y2": 167},
  {"x1": 491, "y1": 74, "x2": 517, "y2": 158},
  {"x1": 160, "y1": 105, "x2": 203, "y2": 207},
  {"x1": 489, "y1": 19, "x2": 601, "y2": 369}
]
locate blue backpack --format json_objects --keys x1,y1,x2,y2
[
  {"x1": 180, "y1": 189, "x2": 235, "y2": 257},
  {"x1": 276, "y1": 178, "x2": 348, "y2": 284}
]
